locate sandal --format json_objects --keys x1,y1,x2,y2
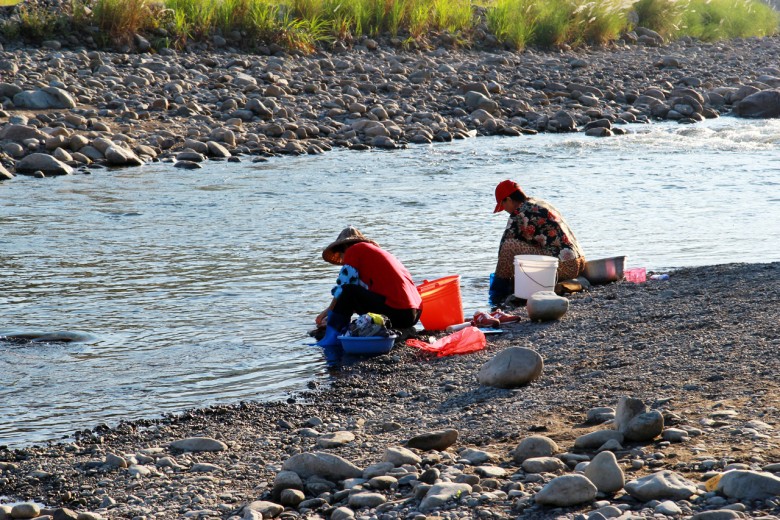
[
  {"x1": 490, "y1": 310, "x2": 521, "y2": 324},
  {"x1": 472, "y1": 311, "x2": 500, "y2": 328}
]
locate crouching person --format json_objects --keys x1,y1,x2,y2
[{"x1": 315, "y1": 227, "x2": 422, "y2": 347}]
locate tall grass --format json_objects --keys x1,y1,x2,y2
[
  {"x1": 92, "y1": 0, "x2": 156, "y2": 43},
  {"x1": 486, "y1": 0, "x2": 535, "y2": 50},
  {"x1": 680, "y1": 0, "x2": 779, "y2": 40},
  {"x1": 570, "y1": 0, "x2": 632, "y2": 45},
  {"x1": 632, "y1": 0, "x2": 688, "y2": 38},
  {"x1": 2, "y1": 0, "x2": 777, "y2": 52},
  {"x1": 532, "y1": 0, "x2": 572, "y2": 48}
]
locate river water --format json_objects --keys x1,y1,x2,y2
[{"x1": 1, "y1": 117, "x2": 779, "y2": 447}]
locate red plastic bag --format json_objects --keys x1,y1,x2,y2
[{"x1": 405, "y1": 326, "x2": 486, "y2": 357}]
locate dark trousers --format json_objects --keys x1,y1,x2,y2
[{"x1": 333, "y1": 284, "x2": 421, "y2": 328}]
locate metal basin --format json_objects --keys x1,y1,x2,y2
[{"x1": 583, "y1": 256, "x2": 626, "y2": 285}]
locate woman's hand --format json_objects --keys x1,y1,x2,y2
[{"x1": 315, "y1": 309, "x2": 329, "y2": 327}]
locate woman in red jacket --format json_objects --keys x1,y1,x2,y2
[{"x1": 316, "y1": 227, "x2": 422, "y2": 347}]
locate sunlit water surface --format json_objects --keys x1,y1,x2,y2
[{"x1": 1, "y1": 117, "x2": 778, "y2": 447}]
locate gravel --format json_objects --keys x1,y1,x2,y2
[{"x1": 1, "y1": 261, "x2": 778, "y2": 519}]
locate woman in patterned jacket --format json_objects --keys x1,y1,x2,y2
[{"x1": 489, "y1": 180, "x2": 586, "y2": 306}]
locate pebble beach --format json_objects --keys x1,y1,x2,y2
[
  {"x1": 2, "y1": 11, "x2": 780, "y2": 519},
  {"x1": 1, "y1": 262, "x2": 779, "y2": 520},
  {"x1": 1, "y1": 28, "x2": 780, "y2": 178}
]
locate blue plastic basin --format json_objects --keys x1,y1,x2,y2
[{"x1": 337, "y1": 335, "x2": 397, "y2": 355}]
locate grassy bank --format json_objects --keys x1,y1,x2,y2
[{"x1": 2, "y1": 0, "x2": 778, "y2": 52}]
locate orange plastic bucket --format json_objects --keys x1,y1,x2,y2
[{"x1": 416, "y1": 275, "x2": 464, "y2": 330}]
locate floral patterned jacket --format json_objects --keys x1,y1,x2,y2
[{"x1": 501, "y1": 197, "x2": 584, "y2": 261}]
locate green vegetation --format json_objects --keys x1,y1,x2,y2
[{"x1": 0, "y1": 0, "x2": 776, "y2": 52}]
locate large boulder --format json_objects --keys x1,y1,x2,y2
[
  {"x1": 406, "y1": 429, "x2": 458, "y2": 451},
  {"x1": 105, "y1": 145, "x2": 144, "y2": 166},
  {"x1": 614, "y1": 396, "x2": 663, "y2": 441},
  {"x1": 169, "y1": 437, "x2": 227, "y2": 452},
  {"x1": 477, "y1": 347, "x2": 543, "y2": 388},
  {"x1": 14, "y1": 153, "x2": 73, "y2": 176},
  {"x1": 282, "y1": 452, "x2": 362, "y2": 481},
  {"x1": 534, "y1": 474, "x2": 597, "y2": 506},
  {"x1": 733, "y1": 89, "x2": 780, "y2": 118},
  {"x1": 574, "y1": 430, "x2": 624, "y2": 450},
  {"x1": 13, "y1": 87, "x2": 76, "y2": 109},
  {"x1": 0, "y1": 124, "x2": 49, "y2": 142},
  {"x1": 512, "y1": 435, "x2": 559, "y2": 463},
  {"x1": 715, "y1": 470, "x2": 780, "y2": 500},
  {"x1": 625, "y1": 470, "x2": 697, "y2": 501},
  {"x1": 526, "y1": 291, "x2": 569, "y2": 321},
  {"x1": 419, "y1": 483, "x2": 472, "y2": 512},
  {"x1": 584, "y1": 450, "x2": 625, "y2": 493}
]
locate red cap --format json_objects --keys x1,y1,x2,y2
[{"x1": 493, "y1": 180, "x2": 523, "y2": 213}]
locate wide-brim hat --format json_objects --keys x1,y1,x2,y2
[{"x1": 322, "y1": 226, "x2": 377, "y2": 265}]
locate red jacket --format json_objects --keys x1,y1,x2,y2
[{"x1": 342, "y1": 242, "x2": 422, "y2": 310}]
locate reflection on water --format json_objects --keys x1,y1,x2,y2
[{"x1": 1, "y1": 117, "x2": 779, "y2": 447}]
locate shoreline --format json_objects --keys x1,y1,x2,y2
[
  {"x1": 1, "y1": 261, "x2": 779, "y2": 519},
  {"x1": 2, "y1": 35, "x2": 780, "y2": 179}
]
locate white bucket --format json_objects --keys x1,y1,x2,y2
[{"x1": 514, "y1": 255, "x2": 559, "y2": 299}]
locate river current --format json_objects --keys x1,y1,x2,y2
[{"x1": 1, "y1": 117, "x2": 779, "y2": 447}]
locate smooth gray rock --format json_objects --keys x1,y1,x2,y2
[
  {"x1": 279, "y1": 488, "x2": 304, "y2": 507},
  {"x1": 282, "y1": 451, "x2": 363, "y2": 480},
  {"x1": 459, "y1": 447, "x2": 496, "y2": 464},
  {"x1": 0, "y1": 124, "x2": 49, "y2": 142},
  {"x1": 13, "y1": 87, "x2": 76, "y2": 109},
  {"x1": 242, "y1": 500, "x2": 283, "y2": 519},
  {"x1": 662, "y1": 427, "x2": 690, "y2": 442},
  {"x1": 169, "y1": 437, "x2": 227, "y2": 452},
  {"x1": 10, "y1": 503, "x2": 40, "y2": 519},
  {"x1": 477, "y1": 346, "x2": 543, "y2": 388},
  {"x1": 407, "y1": 429, "x2": 458, "y2": 451},
  {"x1": 586, "y1": 407, "x2": 616, "y2": 424},
  {"x1": 15, "y1": 153, "x2": 73, "y2": 176},
  {"x1": 624, "y1": 470, "x2": 697, "y2": 501},
  {"x1": 624, "y1": 410, "x2": 664, "y2": 441},
  {"x1": 105, "y1": 144, "x2": 143, "y2": 166},
  {"x1": 715, "y1": 469, "x2": 780, "y2": 500},
  {"x1": 526, "y1": 291, "x2": 569, "y2": 321},
  {"x1": 690, "y1": 511, "x2": 742, "y2": 520},
  {"x1": 207, "y1": 140, "x2": 231, "y2": 157},
  {"x1": 330, "y1": 506, "x2": 355, "y2": 520},
  {"x1": 522, "y1": 456, "x2": 566, "y2": 474},
  {"x1": 271, "y1": 470, "x2": 303, "y2": 500},
  {"x1": 104, "y1": 452, "x2": 127, "y2": 469},
  {"x1": 512, "y1": 435, "x2": 559, "y2": 462},
  {"x1": 348, "y1": 491, "x2": 386, "y2": 508},
  {"x1": 734, "y1": 89, "x2": 780, "y2": 118},
  {"x1": 419, "y1": 482, "x2": 472, "y2": 512},
  {"x1": 534, "y1": 474, "x2": 597, "y2": 506},
  {"x1": 383, "y1": 446, "x2": 421, "y2": 466},
  {"x1": 362, "y1": 461, "x2": 395, "y2": 480},
  {"x1": 316, "y1": 431, "x2": 355, "y2": 448},
  {"x1": 614, "y1": 396, "x2": 646, "y2": 432},
  {"x1": 574, "y1": 430, "x2": 624, "y2": 450},
  {"x1": 584, "y1": 451, "x2": 624, "y2": 493}
]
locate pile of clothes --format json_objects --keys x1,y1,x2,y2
[{"x1": 345, "y1": 312, "x2": 394, "y2": 338}]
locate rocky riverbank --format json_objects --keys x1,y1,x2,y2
[
  {"x1": 1, "y1": 262, "x2": 779, "y2": 520},
  {"x1": 2, "y1": 33, "x2": 780, "y2": 179}
]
